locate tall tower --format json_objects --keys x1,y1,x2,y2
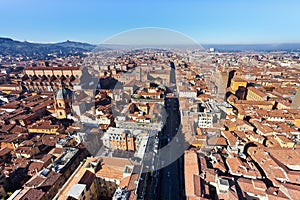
[
  {"x1": 292, "y1": 86, "x2": 300, "y2": 109},
  {"x1": 54, "y1": 88, "x2": 72, "y2": 119},
  {"x1": 135, "y1": 65, "x2": 142, "y2": 81},
  {"x1": 126, "y1": 133, "x2": 135, "y2": 152}
]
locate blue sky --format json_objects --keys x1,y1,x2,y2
[{"x1": 0, "y1": 0, "x2": 300, "y2": 44}]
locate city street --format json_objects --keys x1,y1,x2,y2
[{"x1": 159, "y1": 62, "x2": 185, "y2": 200}]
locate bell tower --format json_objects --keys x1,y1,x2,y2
[{"x1": 54, "y1": 88, "x2": 72, "y2": 119}]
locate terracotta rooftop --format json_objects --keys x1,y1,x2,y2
[
  {"x1": 0, "y1": 147, "x2": 11, "y2": 157},
  {"x1": 226, "y1": 156, "x2": 261, "y2": 178},
  {"x1": 237, "y1": 178, "x2": 267, "y2": 197},
  {"x1": 14, "y1": 188, "x2": 45, "y2": 200},
  {"x1": 184, "y1": 150, "x2": 199, "y2": 197}
]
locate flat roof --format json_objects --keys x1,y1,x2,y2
[{"x1": 68, "y1": 184, "x2": 86, "y2": 199}]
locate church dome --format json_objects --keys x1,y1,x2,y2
[{"x1": 55, "y1": 88, "x2": 72, "y2": 100}]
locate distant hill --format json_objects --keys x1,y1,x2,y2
[
  {"x1": 1, "y1": 37, "x2": 300, "y2": 58},
  {"x1": 0, "y1": 37, "x2": 96, "y2": 58}
]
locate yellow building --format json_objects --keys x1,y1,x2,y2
[
  {"x1": 22, "y1": 66, "x2": 85, "y2": 91},
  {"x1": 230, "y1": 77, "x2": 247, "y2": 92},
  {"x1": 293, "y1": 118, "x2": 300, "y2": 127},
  {"x1": 0, "y1": 84, "x2": 22, "y2": 94},
  {"x1": 274, "y1": 135, "x2": 295, "y2": 148},
  {"x1": 191, "y1": 135, "x2": 206, "y2": 148},
  {"x1": 246, "y1": 132, "x2": 265, "y2": 144},
  {"x1": 128, "y1": 103, "x2": 150, "y2": 115},
  {"x1": 27, "y1": 120, "x2": 64, "y2": 134},
  {"x1": 246, "y1": 86, "x2": 268, "y2": 101},
  {"x1": 110, "y1": 133, "x2": 135, "y2": 152},
  {"x1": 24, "y1": 66, "x2": 81, "y2": 79},
  {"x1": 136, "y1": 103, "x2": 150, "y2": 115}
]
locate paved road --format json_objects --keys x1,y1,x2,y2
[
  {"x1": 159, "y1": 62, "x2": 185, "y2": 200},
  {"x1": 160, "y1": 99, "x2": 180, "y2": 200}
]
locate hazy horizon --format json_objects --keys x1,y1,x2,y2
[{"x1": 3, "y1": 35, "x2": 300, "y2": 46}]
